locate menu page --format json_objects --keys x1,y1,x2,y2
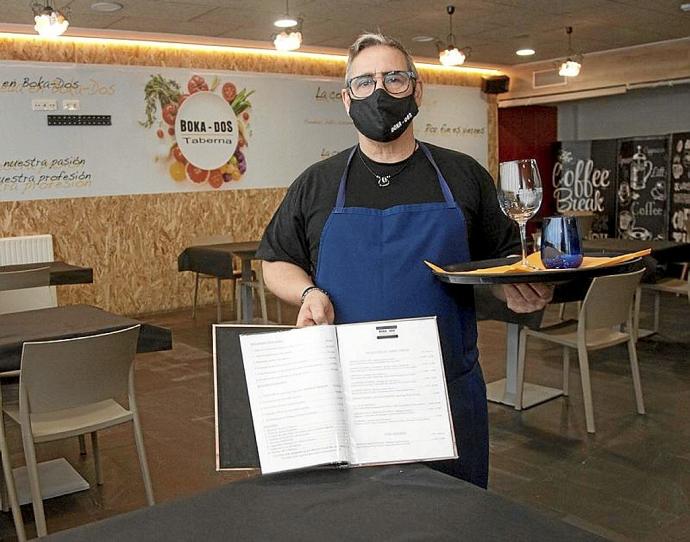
[
  {"x1": 335, "y1": 317, "x2": 457, "y2": 466},
  {"x1": 239, "y1": 326, "x2": 349, "y2": 474}
]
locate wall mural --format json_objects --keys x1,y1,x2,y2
[
  {"x1": 554, "y1": 133, "x2": 688, "y2": 241},
  {"x1": 0, "y1": 61, "x2": 489, "y2": 202}
]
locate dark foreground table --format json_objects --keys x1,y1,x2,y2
[
  {"x1": 0, "y1": 304, "x2": 172, "y2": 372},
  {"x1": 44, "y1": 464, "x2": 603, "y2": 542},
  {"x1": 0, "y1": 261, "x2": 93, "y2": 286}
]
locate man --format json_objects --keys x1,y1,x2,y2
[{"x1": 257, "y1": 33, "x2": 552, "y2": 488}]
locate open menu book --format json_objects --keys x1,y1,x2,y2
[{"x1": 239, "y1": 317, "x2": 457, "y2": 475}]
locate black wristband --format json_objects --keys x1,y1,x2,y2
[{"x1": 300, "y1": 286, "x2": 329, "y2": 305}]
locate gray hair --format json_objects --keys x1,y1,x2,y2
[{"x1": 345, "y1": 32, "x2": 419, "y2": 82}]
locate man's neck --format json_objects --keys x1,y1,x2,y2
[{"x1": 358, "y1": 127, "x2": 416, "y2": 163}]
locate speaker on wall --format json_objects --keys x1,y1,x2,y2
[{"x1": 481, "y1": 75, "x2": 510, "y2": 94}]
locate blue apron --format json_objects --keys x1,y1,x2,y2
[{"x1": 315, "y1": 142, "x2": 489, "y2": 488}]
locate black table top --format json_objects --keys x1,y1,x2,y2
[
  {"x1": 44, "y1": 464, "x2": 603, "y2": 542},
  {"x1": 0, "y1": 304, "x2": 172, "y2": 372},
  {"x1": 177, "y1": 241, "x2": 260, "y2": 278},
  {"x1": 0, "y1": 261, "x2": 93, "y2": 286}
]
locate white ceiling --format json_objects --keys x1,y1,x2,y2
[{"x1": 3, "y1": 0, "x2": 689, "y2": 66}]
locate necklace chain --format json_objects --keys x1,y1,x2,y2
[{"x1": 357, "y1": 147, "x2": 413, "y2": 187}]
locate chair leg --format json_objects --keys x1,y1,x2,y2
[
  {"x1": 0, "y1": 415, "x2": 26, "y2": 541},
  {"x1": 78, "y1": 434, "x2": 87, "y2": 456},
  {"x1": 562, "y1": 347, "x2": 570, "y2": 396},
  {"x1": 652, "y1": 291, "x2": 660, "y2": 333},
  {"x1": 577, "y1": 347, "x2": 596, "y2": 434},
  {"x1": 558, "y1": 303, "x2": 566, "y2": 321},
  {"x1": 192, "y1": 273, "x2": 200, "y2": 319},
  {"x1": 91, "y1": 432, "x2": 103, "y2": 485},
  {"x1": 633, "y1": 286, "x2": 641, "y2": 342},
  {"x1": 275, "y1": 297, "x2": 283, "y2": 324},
  {"x1": 215, "y1": 277, "x2": 222, "y2": 323},
  {"x1": 515, "y1": 329, "x2": 528, "y2": 411},
  {"x1": 627, "y1": 334, "x2": 646, "y2": 415},
  {"x1": 235, "y1": 281, "x2": 242, "y2": 321},
  {"x1": 20, "y1": 426, "x2": 47, "y2": 537},
  {"x1": 131, "y1": 411, "x2": 155, "y2": 506},
  {"x1": 258, "y1": 282, "x2": 268, "y2": 323}
]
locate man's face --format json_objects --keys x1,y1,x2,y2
[{"x1": 341, "y1": 45, "x2": 422, "y2": 113}]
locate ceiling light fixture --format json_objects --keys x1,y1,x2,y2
[
  {"x1": 558, "y1": 26, "x2": 582, "y2": 77},
  {"x1": 90, "y1": 2, "x2": 123, "y2": 12},
  {"x1": 31, "y1": 1, "x2": 69, "y2": 37},
  {"x1": 273, "y1": 0, "x2": 298, "y2": 28},
  {"x1": 516, "y1": 48, "x2": 535, "y2": 56},
  {"x1": 438, "y1": 5, "x2": 470, "y2": 67}
]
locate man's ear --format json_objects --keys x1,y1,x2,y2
[
  {"x1": 414, "y1": 80, "x2": 423, "y2": 107},
  {"x1": 341, "y1": 89, "x2": 351, "y2": 114}
]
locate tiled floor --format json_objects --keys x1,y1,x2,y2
[{"x1": 0, "y1": 291, "x2": 688, "y2": 540}]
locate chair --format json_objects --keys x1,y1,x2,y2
[
  {"x1": 190, "y1": 235, "x2": 270, "y2": 323},
  {"x1": 0, "y1": 325, "x2": 154, "y2": 537},
  {"x1": 516, "y1": 269, "x2": 646, "y2": 433},
  {"x1": 640, "y1": 271, "x2": 689, "y2": 334},
  {"x1": 0, "y1": 267, "x2": 53, "y2": 315},
  {"x1": 234, "y1": 265, "x2": 274, "y2": 323}
]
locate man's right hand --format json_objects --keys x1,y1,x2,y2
[{"x1": 297, "y1": 290, "x2": 335, "y2": 326}]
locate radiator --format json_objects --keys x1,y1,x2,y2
[{"x1": 0, "y1": 234, "x2": 57, "y2": 313}]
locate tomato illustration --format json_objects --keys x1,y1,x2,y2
[
  {"x1": 171, "y1": 145, "x2": 187, "y2": 164},
  {"x1": 186, "y1": 163, "x2": 209, "y2": 183},
  {"x1": 156, "y1": 128, "x2": 164, "y2": 138},
  {"x1": 162, "y1": 102, "x2": 178, "y2": 125},
  {"x1": 208, "y1": 169, "x2": 224, "y2": 189},
  {"x1": 188, "y1": 75, "x2": 208, "y2": 94},
  {"x1": 222, "y1": 82, "x2": 237, "y2": 103},
  {"x1": 168, "y1": 126, "x2": 175, "y2": 136}
]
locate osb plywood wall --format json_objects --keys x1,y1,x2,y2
[{"x1": 0, "y1": 35, "x2": 498, "y2": 316}]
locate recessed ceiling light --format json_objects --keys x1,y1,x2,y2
[
  {"x1": 516, "y1": 48, "x2": 535, "y2": 56},
  {"x1": 681, "y1": 2, "x2": 690, "y2": 11},
  {"x1": 412, "y1": 35, "x2": 436, "y2": 42},
  {"x1": 91, "y1": 2, "x2": 123, "y2": 12}
]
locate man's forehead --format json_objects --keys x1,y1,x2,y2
[{"x1": 350, "y1": 46, "x2": 408, "y2": 75}]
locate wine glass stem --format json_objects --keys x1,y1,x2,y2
[{"x1": 519, "y1": 221, "x2": 528, "y2": 267}]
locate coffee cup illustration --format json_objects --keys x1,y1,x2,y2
[{"x1": 619, "y1": 210, "x2": 634, "y2": 232}]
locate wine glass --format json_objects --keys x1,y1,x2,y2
[{"x1": 498, "y1": 159, "x2": 543, "y2": 268}]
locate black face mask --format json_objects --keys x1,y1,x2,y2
[{"x1": 348, "y1": 88, "x2": 419, "y2": 142}]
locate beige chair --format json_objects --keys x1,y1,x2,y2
[
  {"x1": 234, "y1": 265, "x2": 272, "y2": 323},
  {"x1": 516, "y1": 269, "x2": 646, "y2": 433},
  {"x1": 0, "y1": 267, "x2": 53, "y2": 315},
  {"x1": 0, "y1": 325, "x2": 154, "y2": 537},
  {"x1": 640, "y1": 271, "x2": 689, "y2": 334}
]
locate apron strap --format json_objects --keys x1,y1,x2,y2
[
  {"x1": 335, "y1": 146, "x2": 358, "y2": 210},
  {"x1": 418, "y1": 142, "x2": 456, "y2": 206}
]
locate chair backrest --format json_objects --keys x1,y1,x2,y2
[
  {"x1": 19, "y1": 325, "x2": 140, "y2": 414},
  {"x1": 580, "y1": 269, "x2": 645, "y2": 330},
  {"x1": 0, "y1": 267, "x2": 50, "y2": 291},
  {"x1": 0, "y1": 235, "x2": 57, "y2": 313}
]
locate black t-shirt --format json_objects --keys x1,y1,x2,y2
[{"x1": 257, "y1": 142, "x2": 520, "y2": 275}]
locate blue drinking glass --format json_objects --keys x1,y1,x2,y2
[{"x1": 540, "y1": 216, "x2": 584, "y2": 269}]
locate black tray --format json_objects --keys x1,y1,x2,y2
[{"x1": 432, "y1": 255, "x2": 645, "y2": 285}]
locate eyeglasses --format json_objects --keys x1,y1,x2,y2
[{"x1": 346, "y1": 70, "x2": 416, "y2": 99}]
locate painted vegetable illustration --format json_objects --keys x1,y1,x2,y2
[{"x1": 141, "y1": 73, "x2": 254, "y2": 188}]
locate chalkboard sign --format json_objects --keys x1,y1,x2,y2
[
  {"x1": 553, "y1": 140, "x2": 617, "y2": 238},
  {"x1": 213, "y1": 324, "x2": 293, "y2": 470},
  {"x1": 669, "y1": 132, "x2": 690, "y2": 242},
  {"x1": 616, "y1": 137, "x2": 670, "y2": 241}
]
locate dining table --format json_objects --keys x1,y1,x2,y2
[
  {"x1": 0, "y1": 261, "x2": 93, "y2": 286},
  {"x1": 0, "y1": 304, "x2": 172, "y2": 507},
  {"x1": 177, "y1": 241, "x2": 261, "y2": 323},
  {"x1": 44, "y1": 463, "x2": 604, "y2": 542}
]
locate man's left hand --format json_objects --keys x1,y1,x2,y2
[{"x1": 502, "y1": 283, "x2": 554, "y2": 313}]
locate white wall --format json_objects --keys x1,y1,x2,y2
[{"x1": 558, "y1": 85, "x2": 690, "y2": 141}]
